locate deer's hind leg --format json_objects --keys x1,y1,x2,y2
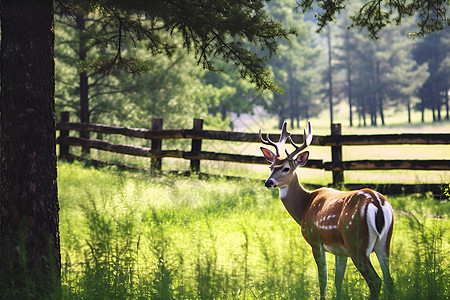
[
  {"x1": 350, "y1": 253, "x2": 381, "y2": 300},
  {"x1": 342, "y1": 221, "x2": 381, "y2": 299},
  {"x1": 335, "y1": 255, "x2": 348, "y2": 299},
  {"x1": 374, "y1": 232, "x2": 394, "y2": 299}
]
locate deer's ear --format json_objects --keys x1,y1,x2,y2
[
  {"x1": 260, "y1": 147, "x2": 277, "y2": 163},
  {"x1": 294, "y1": 151, "x2": 309, "y2": 167}
]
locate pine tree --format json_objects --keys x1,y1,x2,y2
[
  {"x1": 297, "y1": 0, "x2": 449, "y2": 38},
  {"x1": 266, "y1": 0, "x2": 324, "y2": 128},
  {"x1": 1, "y1": 1, "x2": 294, "y2": 297},
  {"x1": 413, "y1": 27, "x2": 450, "y2": 122}
]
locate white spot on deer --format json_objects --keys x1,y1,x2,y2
[
  {"x1": 317, "y1": 224, "x2": 337, "y2": 231},
  {"x1": 326, "y1": 214, "x2": 336, "y2": 220}
]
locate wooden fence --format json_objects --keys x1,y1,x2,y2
[{"x1": 56, "y1": 112, "x2": 450, "y2": 195}]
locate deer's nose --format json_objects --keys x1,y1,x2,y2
[{"x1": 265, "y1": 179, "x2": 275, "y2": 189}]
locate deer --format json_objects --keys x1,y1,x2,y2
[{"x1": 259, "y1": 121, "x2": 394, "y2": 300}]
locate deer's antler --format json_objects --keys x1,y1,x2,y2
[
  {"x1": 286, "y1": 120, "x2": 313, "y2": 160},
  {"x1": 259, "y1": 122, "x2": 290, "y2": 157}
]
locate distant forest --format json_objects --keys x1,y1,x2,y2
[{"x1": 55, "y1": 0, "x2": 449, "y2": 130}]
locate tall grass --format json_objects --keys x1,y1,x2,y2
[{"x1": 53, "y1": 162, "x2": 449, "y2": 299}]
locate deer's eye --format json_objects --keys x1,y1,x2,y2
[{"x1": 282, "y1": 167, "x2": 290, "y2": 173}]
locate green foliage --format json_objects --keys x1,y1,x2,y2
[
  {"x1": 297, "y1": 0, "x2": 450, "y2": 38},
  {"x1": 265, "y1": 0, "x2": 326, "y2": 127},
  {"x1": 441, "y1": 183, "x2": 450, "y2": 200},
  {"x1": 51, "y1": 162, "x2": 450, "y2": 299},
  {"x1": 412, "y1": 27, "x2": 450, "y2": 122},
  {"x1": 58, "y1": 0, "x2": 296, "y2": 91},
  {"x1": 202, "y1": 65, "x2": 270, "y2": 124},
  {"x1": 332, "y1": 10, "x2": 439, "y2": 126},
  {"x1": 55, "y1": 16, "x2": 229, "y2": 129},
  {"x1": 406, "y1": 215, "x2": 448, "y2": 299},
  {"x1": 54, "y1": 0, "x2": 450, "y2": 129}
]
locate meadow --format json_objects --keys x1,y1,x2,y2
[{"x1": 58, "y1": 161, "x2": 449, "y2": 299}]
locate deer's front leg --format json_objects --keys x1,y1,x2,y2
[{"x1": 312, "y1": 245, "x2": 327, "y2": 299}]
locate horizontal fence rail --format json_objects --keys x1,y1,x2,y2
[
  {"x1": 57, "y1": 122, "x2": 450, "y2": 145},
  {"x1": 56, "y1": 136, "x2": 324, "y2": 168},
  {"x1": 56, "y1": 112, "x2": 450, "y2": 195}
]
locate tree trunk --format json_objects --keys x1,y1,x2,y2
[
  {"x1": 346, "y1": 67, "x2": 353, "y2": 127},
  {"x1": 327, "y1": 28, "x2": 334, "y2": 125},
  {"x1": 421, "y1": 95, "x2": 425, "y2": 123},
  {"x1": 407, "y1": 99, "x2": 412, "y2": 123},
  {"x1": 376, "y1": 60, "x2": 385, "y2": 126},
  {"x1": 445, "y1": 88, "x2": 449, "y2": 120},
  {"x1": 361, "y1": 95, "x2": 367, "y2": 126},
  {"x1": 77, "y1": 14, "x2": 90, "y2": 155},
  {"x1": 370, "y1": 94, "x2": 377, "y2": 126},
  {"x1": 273, "y1": 93, "x2": 286, "y2": 129},
  {"x1": 0, "y1": 0, "x2": 61, "y2": 298},
  {"x1": 437, "y1": 99, "x2": 442, "y2": 121},
  {"x1": 344, "y1": 30, "x2": 353, "y2": 127},
  {"x1": 432, "y1": 106, "x2": 436, "y2": 121},
  {"x1": 288, "y1": 68, "x2": 295, "y2": 129}
]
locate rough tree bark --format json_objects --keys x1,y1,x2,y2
[{"x1": 0, "y1": 0, "x2": 61, "y2": 298}]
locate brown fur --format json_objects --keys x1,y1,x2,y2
[{"x1": 263, "y1": 155, "x2": 394, "y2": 300}]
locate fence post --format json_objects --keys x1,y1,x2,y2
[
  {"x1": 331, "y1": 123, "x2": 344, "y2": 186},
  {"x1": 151, "y1": 118, "x2": 163, "y2": 175},
  {"x1": 59, "y1": 111, "x2": 70, "y2": 159},
  {"x1": 190, "y1": 118, "x2": 203, "y2": 173}
]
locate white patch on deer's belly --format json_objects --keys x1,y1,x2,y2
[{"x1": 323, "y1": 244, "x2": 349, "y2": 256}]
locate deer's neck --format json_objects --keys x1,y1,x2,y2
[{"x1": 279, "y1": 172, "x2": 311, "y2": 225}]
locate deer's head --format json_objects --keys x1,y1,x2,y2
[{"x1": 259, "y1": 121, "x2": 313, "y2": 189}]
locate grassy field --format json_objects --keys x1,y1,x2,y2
[{"x1": 55, "y1": 161, "x2": 449, "y2": 299}]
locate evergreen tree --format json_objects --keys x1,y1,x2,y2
[
  {"x1": 381, "y1": 25, "x2": 430, "y2": 123},
  {"x1": 266, "y1": 0, "x2": 324, "y2": 128},
  {"x1": 1, "y1": 1, "x2": 294, "y2": 297},
  {"x1": 297, "y1": 0, "x2": 449, "y2": 38},
  {"x1": 334, "y1": 14, "x2": 358, "y2": 127},
  {"x1": 55, "y1": 17, "x2": 223, "y2": 130},
  {"x1": 413, "y1": 26, "x2": 450, "y2": 122},
  {"x1": 334, "y1": 13, "x2": 431, "y2": 126},
  {"x1": 0, "y1": 1, "x2": 60, "y2": 298}
]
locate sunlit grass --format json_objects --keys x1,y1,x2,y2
[{"x1": 54, "y1": 161, "x2": 450, "y2": 299}]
